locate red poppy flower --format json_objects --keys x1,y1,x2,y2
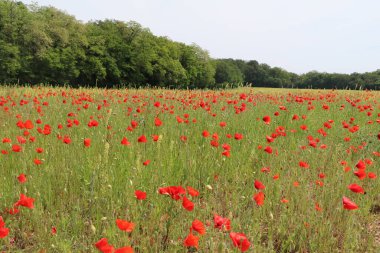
[
  {"x1": 348, "y1": 184, "x2": 365, "y2": 194},
  {"x1": 212, "y1": 133, "x2": 219, "y2": 140},
  {"x1": 263, "y1": 115, "x2": 271, "y2": 124},
  {"x1": 36, "y1": 147, "x2": 44, "y2": 153},
  {"x1": 176, "y1": 116, "x2": 183, "y2": 123},
  {"x1": 0, "y1": 216, "x2": 9, "y2": 239},
  {"x1": 63, "y1": 136, "x2": 71, "y2": 144},
  {"x1": 115, "y1": 247, "x2": 134, "y2": 253},
  {"x1": 12, "y1": 144, "x2": 22, "y2": 152},
  {"x1": 210, "y1": 140, "x2": 219, "y2": 147},
  {"x1": 355, "y1": 160, "x2": 366, "y2": 170},
  {"x1": 135, "y1": 190, "x2": 147, "y2": 200},
  {"x1": 137, "y1": 135, "x2": 147, "y2": 143},
  {"x1": 315, "y1": 202, "x2": 322, "y2": 211},
  {"x1": 182, "y1": 196, "x2": 194, "y2": 211},
  {"x1": 34, "y1": 158, "x2": 42, "y2": 165},
  {"x1": 158, "y1": 186, "x2": 186, "y2": 200},
  {"x1": 16, "y1": 120, "x2": 24, "y2": 129},
  {"x1": 229, "y1": 232, "x2": 251, "y2": 252},
  {"x1": 116, "y1": 219, "x2": 134, "y2": 232},
  {"x1": 131, "y1": 120, "x2": 138, "y2": 128},
  {"x1": 84, "y1": 138, "x2": 91, "y2": 147},
  {"x1": 0, "y1": 227, "x2": 9, "y2": 238},
  {"x1": 0, "y1": 216, "x2": 4, "y2": 228},
  {"x1": 354, "y1": 170, "x2": 366, "y2": 180},
  {"x1": 6, "y1": 207, "x2": 19, "y2": 215},
  {"x1": 192, "y1": 219, "x2": 206, "y2": 235},
  {"x1": 315, "y1": 180, "x2": 324, "y2": 187},
  {"x1": 253, "y1": 192, "x2": 265, "y2": 206},
  {"x1": 213, "y1": 214, "x2": 231, "y2": 231},
  {"x1": 95, "y1": 238, "x2": 115, "y2": 253},
  {"x1": 24, "y1": 120, "x2": 34, "y2": 129},
  {"x1": 368, "y1": 172, "x2": 377, "y2": 179},
  {"x1": 219, "y1": 122, "x2": 226, "y2": 127},
  {"x1": 154, "y1": 117, "x2": 162, "y2": 127},
  {"x1": 264, "y1": 146, "x2": 273, "y2": 154},
  {"x1": 299, "y1": 161, "x2": 309, "y2": 168},
  {"x1": 17, "y1": 173, "x2": 27, "y2": 183},
  {"x1": 254, "y1": 180, "x2": 265, "y2": 190},
  {"x1": 183, "y1": 229, "x2": 199, "y2": 249},
  {"x1": 222, "y1": 150, "x2": 230, "y2": 157},
  {"x1": 88, "y1": 120, "x2": 99, "y2": 128},
  {"x1": 2, "y1": 138, "x2": 11, "y2": 143},
  {"x1": 343, "y1": 166, "x2": 351, "y2": 172},
  {"x1": 187, "y1": 186, "x2": 199, "y2": 197},
  {"x1": 121, "y1": 137, "x2": 130, "y2": 146},
  {"x1": 221, "y1": 143, "x2": 230, "y2": 151},
  {"x1": 17, "y1": 136, "x2": 26, "y2": 144},
  {"x1": 234, "y1": 133, "x2": 243, "y2": 140},
  {"x1": 15, "y1": 194, "x2": 35, "y2": 209},
  {"x1": 143, "y1": 160, "x2": 150, "y2": 166},
  {"x1": 349, "y1": 126, "x2": 359, "y2": 133},
  {"x1": 202, "y1": 130, "x2": 210, "y2": 137},
  {"x1": 342, "y1": 196, "x2": 358, "y2": 210},
  {"x1": 266, "y1": 135, "x2": 274, "y2": 143}
]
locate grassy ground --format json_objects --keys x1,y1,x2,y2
[{"x1": 0, "y1": 86, "x2": 379, "y2": 252}]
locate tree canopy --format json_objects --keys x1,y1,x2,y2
[{"x1": 0, "y1": 0, "x2": 379, "y2": 89}]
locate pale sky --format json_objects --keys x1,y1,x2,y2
[{"x1": 22, "y1": 0, "x2": 380, "y2": 74}]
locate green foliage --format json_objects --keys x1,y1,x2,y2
[
  {"x1": 1, "y1": 87, "x2": 379, "y2": 252},
  {"x1": 214, "y1": 59, "x2": 244, "y2": 84},
  {"x1": 0, "y1": 0, "x2": 379, "y2": 90},
  {"x1": 0, "y1": 0, "x2": 216, "y2": 88},
  {"x1": 0, "y1": 40, "x2": 20, "y2": 81},
  {"x1": 213, "y1": 58, "x2": 380, "y2": 90}
]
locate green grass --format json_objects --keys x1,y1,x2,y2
[{"x1": 0, "y1": 86, "x2": 379, "y2": 252}]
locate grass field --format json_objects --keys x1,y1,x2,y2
[{"x1": 0, "y1": 86, "x2": 379, "y2": 252}]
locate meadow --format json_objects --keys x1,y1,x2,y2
[{"x1": 0, "y1": 86, "x2": 379, "y2": 252}]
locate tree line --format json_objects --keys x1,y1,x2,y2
[{"x1": 0, "y1": 0, "x2": 379, "y2": 89}]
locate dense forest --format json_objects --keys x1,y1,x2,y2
[{"x1": 0, "y1": 0, "x2": 379, "y2": 89}]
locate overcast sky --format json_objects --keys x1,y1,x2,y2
[{"x1": 22, "y1": 0, "x2": 380, "y2": 74}]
